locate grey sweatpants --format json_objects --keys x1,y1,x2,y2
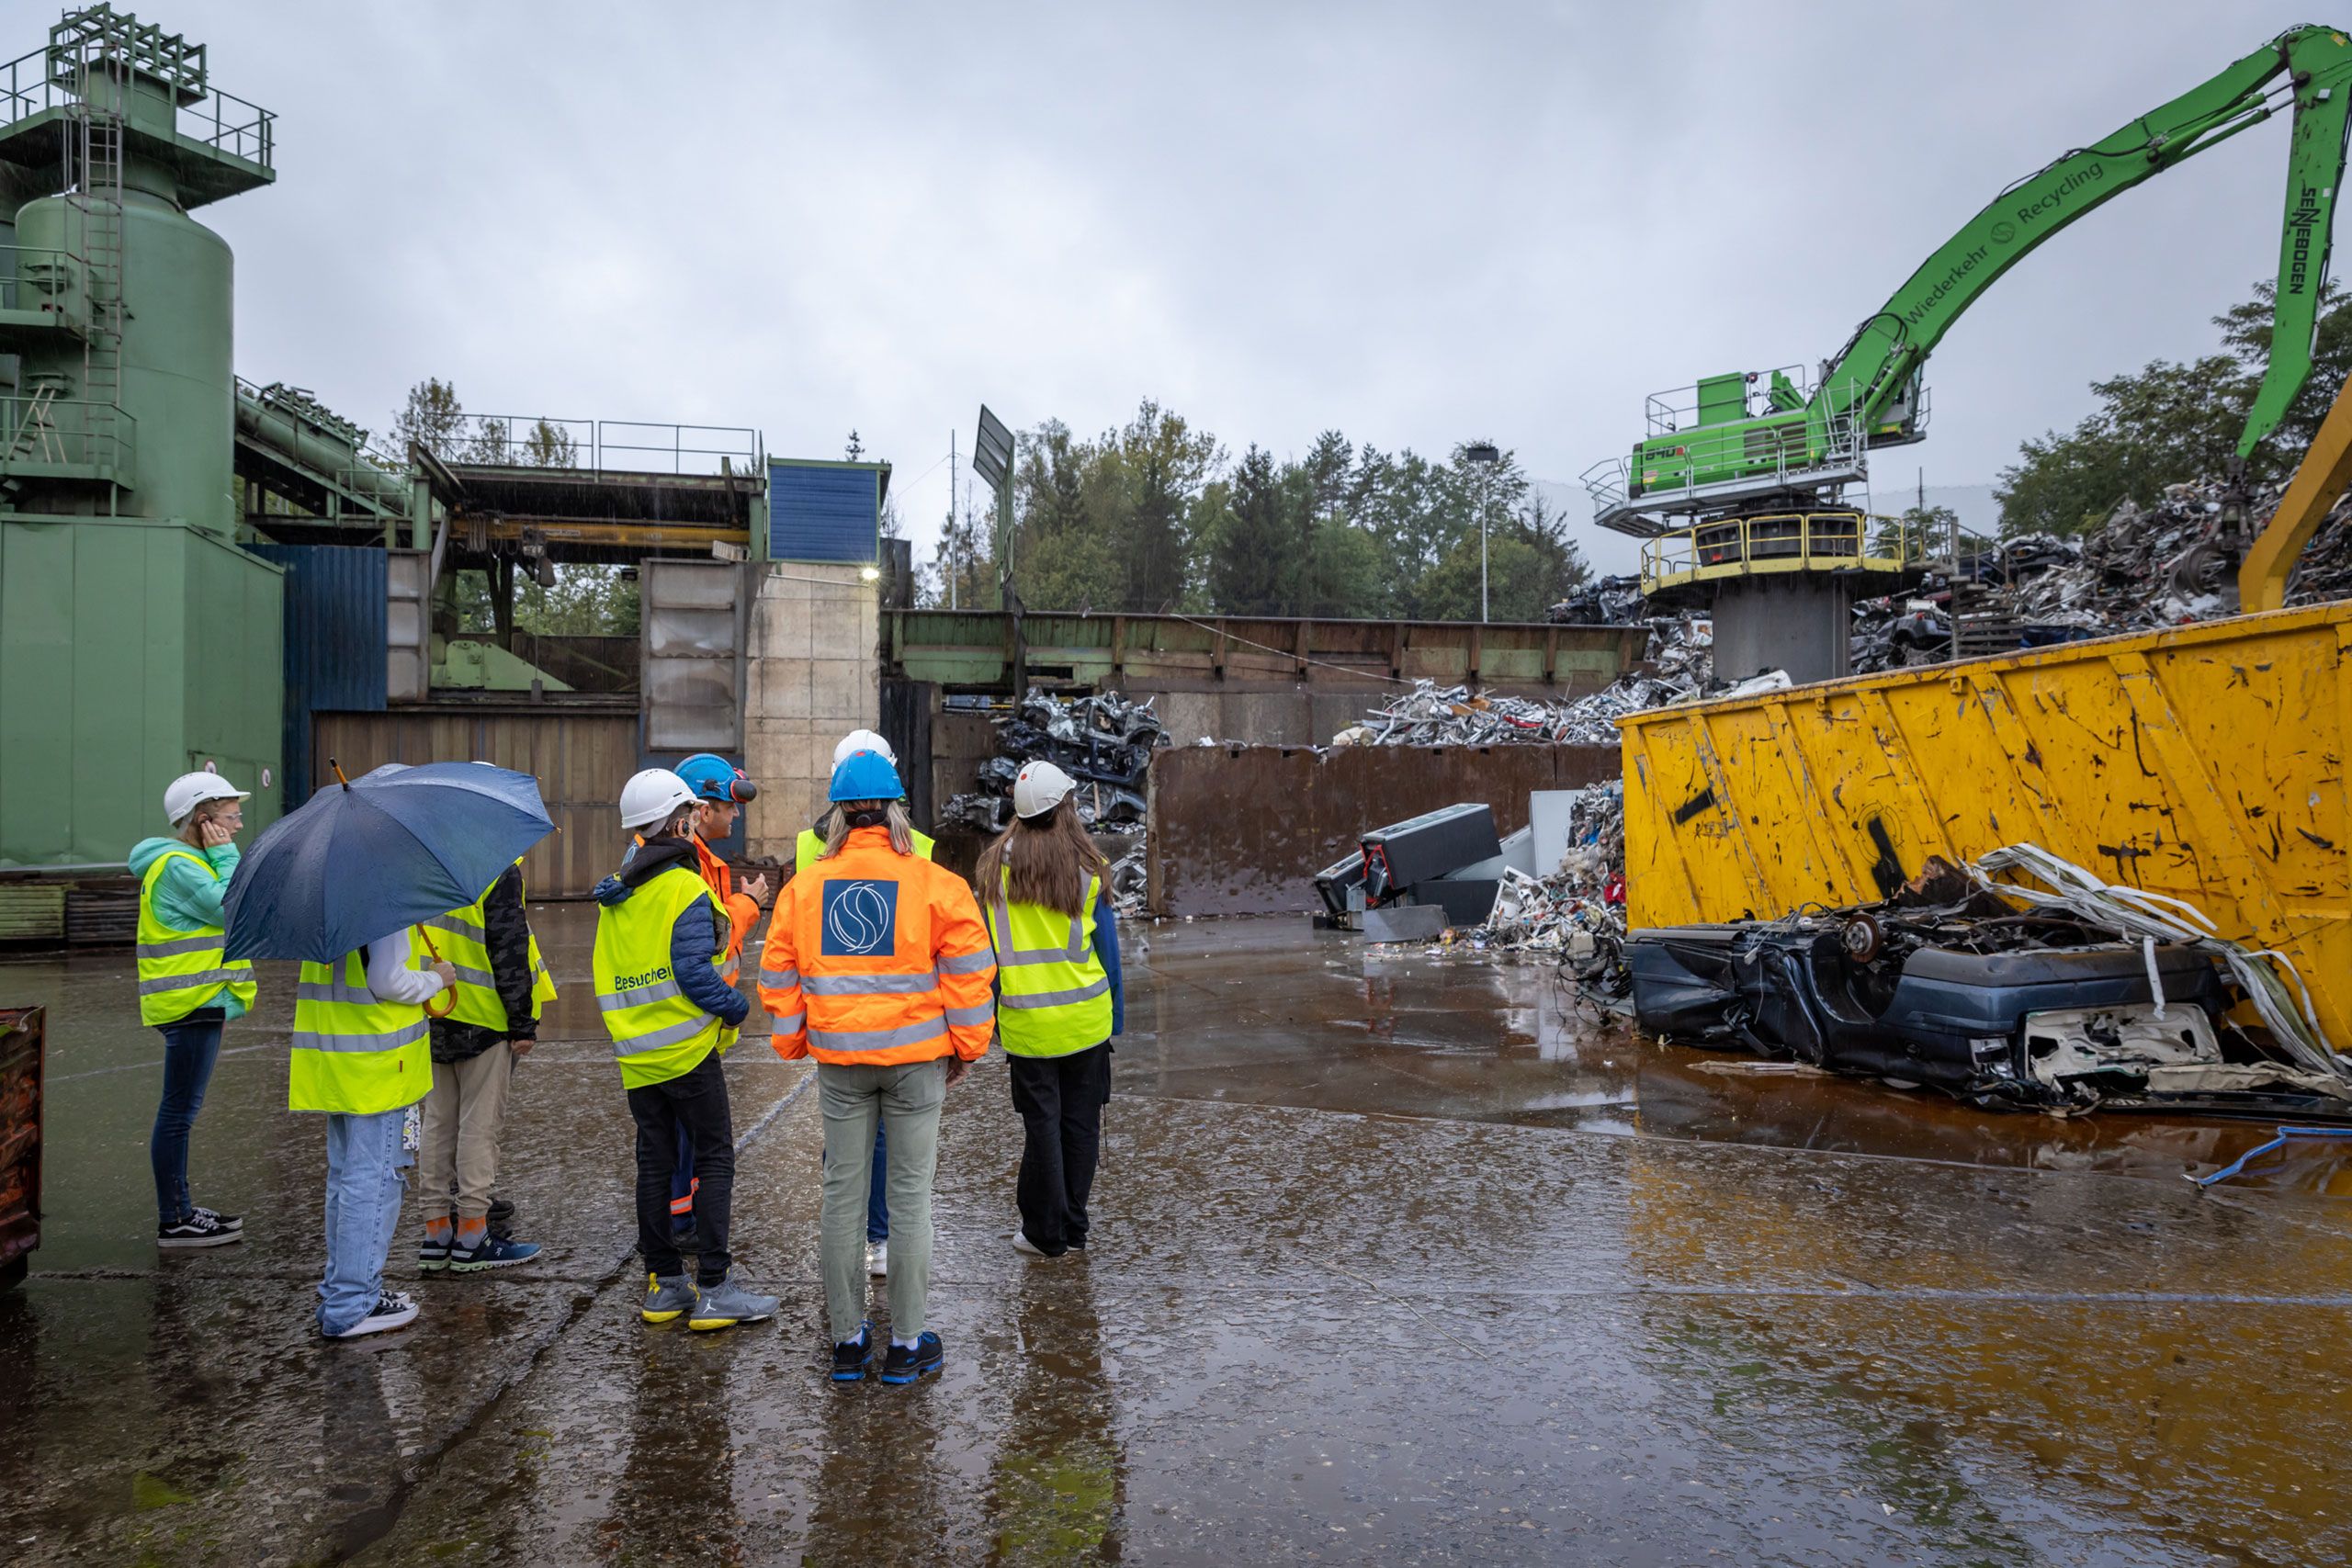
[{"x1": 819, "y1": 1057, "x2": 944, "y2": 1343}]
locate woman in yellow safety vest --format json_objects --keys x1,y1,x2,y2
[
  {"x1": 130, "y1": 772, "x2": 260, "y2": 1250},
  {"x1": 291, "y1": 919, "x2": 453, "y2": 1339},
  {"x1": 594, "y1": 767, "x2": 776, "y2": 1334},
  {"x1": 978, "y1": 761, "x2": 1125, "y2": 1260}
]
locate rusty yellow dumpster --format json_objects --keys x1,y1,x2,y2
[{"x1": 1619, "y1": 602, "x2": 2352, "y2": 1047}]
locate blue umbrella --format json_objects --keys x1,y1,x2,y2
[{"x1": 224, "y1": 760, "x2": 555, "y2": 963}]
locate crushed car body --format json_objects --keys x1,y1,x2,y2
[{"x1": 1624, "y1": 848, "x2": 2352, "y2": 1120}]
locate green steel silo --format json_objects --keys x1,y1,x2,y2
[{"x1": 0, "y1": 6, "x2": 283, "y2": 866}]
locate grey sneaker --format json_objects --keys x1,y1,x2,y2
[
  {"x1": 688, "y1": 1272, "x2": 779, "y2": 1332},
  {"x1": 641, "y1": 1272, "x2": 697, "y2": 1325}
]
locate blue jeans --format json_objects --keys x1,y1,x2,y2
[
  {"x1": 151, "y1": 1018, "x2": 223, "y2": 1224},
  {"x1": 317, "y1": 1106, "x2": 413, "y2": 1336}
]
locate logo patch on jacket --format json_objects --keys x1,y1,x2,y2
[{"x1": 822, "y1": 880, "x2": 899, "y2": 956}]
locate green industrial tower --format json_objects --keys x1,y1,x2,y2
[{"x1": 0, "y1": 6, "x2": 283, "y2": 864}]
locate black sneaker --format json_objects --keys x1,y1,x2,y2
[
  {"x1": 880, "y1": 1331, "x2": 944, "y2": 1385},
  {"x1": 326, "y1": 1291, "x2": 419, "y2": 1339},
  {"x1": 158, "y1": 1212, "x2": 242, "y2": 1249},
  {"x1": 191, "y1": 1206, "x2": 243, "y2": 1233},
  {"x1": 486, "y1": 1196, "x2": 518, "y2": 1243},
  {"x1": 831, "y1": 1321, "x2": 875, "y2": 1382}
]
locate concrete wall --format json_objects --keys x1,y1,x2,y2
[{"x1": 744, "y1": 563, "x2": 879, "y2": 862}]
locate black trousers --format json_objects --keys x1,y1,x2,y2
[
  {"x1": 628, "y1": 1053, "x2": 734, "y2": 1285},
  {"x1": 1008, "y1": 1041, "x2": 1112, "y2": 1256}
]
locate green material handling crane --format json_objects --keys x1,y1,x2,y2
[{"x1": 1586, "y1": 24, "x2": 2352, "y2": 537}]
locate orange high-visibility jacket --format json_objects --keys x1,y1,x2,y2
[
  {"x1": 757, "y1": 826, "x2": 997, "y2": 1066},
  {"x1": 635, "y1": 830, "x2": 758, "y2": 985}
]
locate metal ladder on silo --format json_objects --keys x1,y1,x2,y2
[{"x1": 61, "y1": 31, "x2": 126, "y2": 485}]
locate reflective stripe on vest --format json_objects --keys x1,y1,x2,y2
[
  {"x1": 289, "y1": 948, "x2": 431, "y2": 1114},
  {"x1": 593, "y1": 863, "x2": 737, "y2": 1090},
  {"x1": 428, "y1": 862, "x2": 558, "y2": 1032},
  {"x1": 985, "y1": 874, "x2": 1113, "y2": 1057},
  {"x1": 136, "y1": 850, "x2": 256, "y2": 1028}
]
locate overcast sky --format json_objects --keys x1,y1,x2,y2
[{"x1": 174, "y1": 1, "x2": 2330, "y2": 575}]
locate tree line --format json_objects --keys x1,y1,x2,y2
[
  {"x1": 1996, "y1": 280, "x2": 2352, "y2": 536},
  {"x1": 922, "y1": 401, "x2": 1590, "y2": 622}
]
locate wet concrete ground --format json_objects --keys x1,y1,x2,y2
[{"x1": 3, "y1": 909, "x2": 2349, "y2": 1564}]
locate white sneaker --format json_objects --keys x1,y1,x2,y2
[
  {"x1": 328, "y1": 1290, "x2": 419, "y2": 1339},
  {"x1": 1011, "y1": 1228, "x2": 1049, "y2": 1258},
  {"x1": 866, "y1": 1241, "x2": 888, "y2": 1278}
]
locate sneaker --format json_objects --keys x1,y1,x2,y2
[
  {"x1": 831, "y1": 1321, "x2": 875, "y2": 1382},
  {"x1": 190, "y1": 1205, "x2": 243, "y2": 1233},
  {"x1": 327, "y1": 1291, "x2": 419, "y2": 1339},
  {"x1": 866, "y1": 1241, "x2": 888, "y2": 1278},
  {"x1": 672, "y1": 1224, "x2": 702, "y2": 1254},
  {"x1": 1010, "y1": 1228, "x2": 1052, "y2": 1258},
  {"x1": 158, "y1": 1212, "x2": 243, "y2": 1249},
  {"x1": 879, "y1": 1331, "x2": 944, "y2": 1384},
  {"x1": 418, "y1": 1233, "x2": 452, "y2": 1272},
  {"x1": 688, "y1": 1272, "x2": 780, "y2": 1333},
  {"x1": 449, "y1": 1233, "x2": 541, "y2": 1272},
  {"x1": 642, "y1": 1272, "x2": 697, "y2": 1325}
]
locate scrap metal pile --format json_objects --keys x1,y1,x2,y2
[
  {"x1": 1331, "y1": 618, "x2": 1715, "y2": 749},
  {"x1": 1463, "y1": 784, "x2": 1635, "y2": 1001},
  {"x1": 1851, "y1": 478, "x2": 2352, "y2": 674},
  {"x1": 1623, "y1": 844, "x2": 2352, "y2": 1118},
  {"x1": 939, "y1": 689, "x2": 1170, "y2": 835}
]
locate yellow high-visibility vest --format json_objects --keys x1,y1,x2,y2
[
  {"x1": 985, "y1": 873, "x2": 1111, "y2": 1058},
  {"x1": 289, "y1": 946, "x2": 431, "y2": 1114},
  {"x1": 422, "y1": 859, "x2": 557, "y2": 1032},
  {"x1": 135, "y1": 849, "x2": 256, "y2": 1027},
  {"x1": 594, "y1": 863, "x2": 739, "y2": 1090},
  {"x1": 796, "y1": 824, "x2": 934, "y2": 873}
]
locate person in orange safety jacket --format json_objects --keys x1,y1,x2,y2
[{"x1": 757, "y1": 747, "x2": 995, "y2": 1385}]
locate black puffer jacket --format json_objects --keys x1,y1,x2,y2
[{"x1": 428, "y1": 864, "x2": 539, "y2": 1064}]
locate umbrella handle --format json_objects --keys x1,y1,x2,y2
[{"x1": 413, "y1": 924, "x2": 458, "y2": 1019}]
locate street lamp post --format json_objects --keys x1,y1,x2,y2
[{"x1": 1464, "y1": 442, "x2": 1500, "y2": 623}]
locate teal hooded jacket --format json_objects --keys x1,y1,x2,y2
[{"x1": 128, "y1": 837, "x2": 249, "y2": 1023}]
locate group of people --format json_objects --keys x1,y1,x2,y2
[{"x1": 134, "y1": 728, "x2": 1125, "y2": 1383}]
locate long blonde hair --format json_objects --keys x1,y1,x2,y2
[
  {"x1": 975, "y1": 798, "x2": 1106, "y2": 919},
  {"x1": 820, "y1": 799, "x2": 914, "y2": 859}
]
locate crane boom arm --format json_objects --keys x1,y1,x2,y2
[{"x1": 1820, "y1": 25, "x2": 2352, "y2": 458}]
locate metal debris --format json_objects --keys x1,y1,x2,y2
[
  {"x1": 1336, "y1": 618, "x2": 1715, "y2": 749},
  {"x1": 941, "y1": 688, "x2": 1170, "y2": 834},
  {"x1": 1109, "y1": 845, "x2": 1148, "y2": 918}
]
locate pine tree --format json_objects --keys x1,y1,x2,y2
[{"x1": 1207, "y1": 446, "x2": 1291, "y2": 615}]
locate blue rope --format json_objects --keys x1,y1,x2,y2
[{"x1": 2188, "y1": 1125, "x2": 2352, "y2": 1189}]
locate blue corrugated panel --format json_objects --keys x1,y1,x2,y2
[
  {"x1": 244, "y1": 545, "x2": 388, "y2": 810},
  {"x1": 769, "y1": 460, "x2": 879, "y2": 563}
]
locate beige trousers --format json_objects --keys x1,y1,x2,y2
[{"x1": 417, "y1": 1043, "x2": 512, "y2": 1222}]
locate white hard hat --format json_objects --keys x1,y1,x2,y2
[
  {"x1": 832, "y1": 728, "x2": 896, "y2": 767},
  {"x1": 1012, "y1": 761, "x2": 1077, "y2": 820},
  {"x1": 618, "y1": 767, "x2": 698, "y2": 830},
  {"x1": 164, "y1": 770, "x2": 249, "y2": 828}
]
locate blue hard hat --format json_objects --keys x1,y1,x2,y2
[
  {"x1": 676, "y1": 753, "x2": 757, "y2": 804},
  {"x1": 829, "y1": 750, "x2": 904, "y2": 804}
]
